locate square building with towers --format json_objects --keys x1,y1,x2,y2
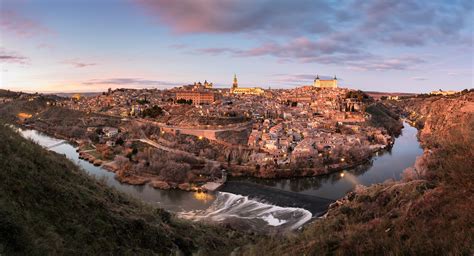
[{"x1": 313, "y1": 75, "x2": 338, "y2": 88}]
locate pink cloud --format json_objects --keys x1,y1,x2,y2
[
  {"x1": 132, "y1": 0, "x2": 336, "y2": 35},
  {"x1": 62, "y1": 59, "x2": 97, "y2": 68},
  {"x1": 0, "y1": 48, "x2": 29, "y2": 65},
  {"x1": 0, "y1": 10, "x2": 51, "y2": 38}
]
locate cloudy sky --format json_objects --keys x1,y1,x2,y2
[{"x1": 0, "y1": 0, "x2": 472, "y2": 93}]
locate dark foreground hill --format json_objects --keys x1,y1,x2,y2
[{"x1": 0, "y1": 124, "x2": 253, "y2": 255}]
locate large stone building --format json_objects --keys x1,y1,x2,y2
[
  {"x1": 230, "y1": 74, "x2": 264, "y2": 95},
  {"x1": 175, "y1": 91, "x2": 215, "y2": 104},
  {"x1": 192, "y1": 80, "x2": 213, "y2": 89},
  {"x1": 313, "y1": 75, "x2": 338, "y2": 88}
]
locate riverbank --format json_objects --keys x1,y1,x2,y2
[
  {"x1": 76, "y1": 137, "x2": 390, "y2": 193},
  {"x1": 242, "y1": 94, "x2": 474, "y2": 255},
  {"x1": 70, "y1": 127, "x2": 393, "y2": 192},
  {"x1": 8, "y1": 102, "x2": 397, "y2": 193},
  {"x1": 15, "y1": 127, "x2": 324, "y2": 233},
  {"x1": 18, "y1": 120, "x2": 415, "y2": 205}
]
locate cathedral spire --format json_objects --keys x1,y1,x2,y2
[{"x1": 232, "y1": 74, "x2": 238, "y2": 90}]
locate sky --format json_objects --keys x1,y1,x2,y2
[{"x1": 0, "y1": 0, "x2": 472, "y2": 93}]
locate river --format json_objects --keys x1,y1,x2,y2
[
  {"x1": 19, "y1": 121, "x2": 422, "y2": 232},
  {"x1": 225, "y1": 122, "x2": 423, "y2": 200}
]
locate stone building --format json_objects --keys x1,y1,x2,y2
[
  {"x1": 230, "y1": 74, "x2": 264, "y2": 95},
  {"x1": 175, "y1": 91, "x2": 215, "y2": 104},
  {"x1": 313, "y1": 75, "x2": 338, "y2": 88}
]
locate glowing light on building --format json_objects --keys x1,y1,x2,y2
[{"x1": 17, "y1": 112, "x2": 32, "y2": 119}]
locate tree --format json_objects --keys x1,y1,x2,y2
[
  {"x1": 95, "y1": 127, "x2": 103, "y2": 135},
  {"x1": 141, "y1": 105, "x2": 163, "y2": 118},
  {"x1": 160, "y1": 162, "x2": 190, "y2": 183},
  {"x1": 115, "y1": 137, "x2": 124, "y2": 145},
  {"x1": 88, "y1": 133, "x2": 100, "y2": 143},
  {"x1": 176, "y1": 99, "x2": 192, "y2": 105},
  {"x1": 115, "y1": 155, "x2": 131, "y2": 171},
  {"x1": 137, "y1": 98, "x2": 149, "y2": 105}
]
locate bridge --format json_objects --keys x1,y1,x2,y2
[{"x1": 46, "y1": 140, "x2": 67, "y2": 149}]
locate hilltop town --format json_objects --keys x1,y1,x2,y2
[{"x1": 0, "y1": 76, "x2": 413, "y2": 191}]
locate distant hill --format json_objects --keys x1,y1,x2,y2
[
  {"x1": 50, "y1": 92, "x2": 102, "y2": 98},
  {"x1": 0, "y1": 123, "x2": 252, "y2": 255},
  {"x1": 364, "y1": 91, "x2": 417, "y2": 100},
  {"x1": 0, "y1": 89, "x2": 22, "y2": 98}
]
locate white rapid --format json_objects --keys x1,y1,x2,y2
[{"x1": 179, "y1": 192, "x2": 313, "y2": 232}]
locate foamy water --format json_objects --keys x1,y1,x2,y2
[{"x1": 179, "y1": 192, "x2": 313, "y2": 231}]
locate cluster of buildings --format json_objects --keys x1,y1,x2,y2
[
  {"x1": 224, "y1": 87, "x2": 389, "y2": 166},
  {"x1": 63, "y1": 74, "x2": 341, "y2": 116},
  {"x1": 60, "y1": 73, "x2": 392, "y2": 169},
  {"x1": 61, "y1": 88, "x2": 174, "y2": 117}
]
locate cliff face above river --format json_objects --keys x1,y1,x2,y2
[
  {"x1": 242, "y1": 93, "x2": 473, "y2": 255},
  {"x1": 395, "y1": 92, "x2": 473, "y2": 148}
]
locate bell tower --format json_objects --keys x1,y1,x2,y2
[{"x1": 232, "y1": 74, "x2": 238, "y2": 90}]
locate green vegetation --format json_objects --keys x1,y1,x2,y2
[
  {"x1": 136, "y1": 98, "x2": 150, "y2": 105},
  {"x1": 141, "y1": 105, "x2": 163, "y2": 118},
  {"x1": 177, "y1": 99, "x2": 193, "y2": 104},
  {"x1": 0, "y1": 124, "x2": 253, "y2": 255},
  {"x1": 366, "y1": 103, "x2": 403, "y2": 135},
  {"x1": 345, "y1": 90, "x2": 370, "y2": 102}
]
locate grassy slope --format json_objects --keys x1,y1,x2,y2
[
  {"x1": 0, "y1": 124, "x2": 252, "y2": 255},
  {"x1": 366, "y1": 103, "x2": 403, "y2": 136},
  {"x1": 242, "y1": 95, "x2": 474, "y2": 255}
]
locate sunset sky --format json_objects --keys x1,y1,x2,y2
[{"x1": 0, "y1": 0, "x2": 472, "y2": 93}]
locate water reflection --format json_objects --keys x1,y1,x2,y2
[
  {"x1": 18, "y1": 121, "x2": 422, "y2": 210},
  {"x1": 193, "y1": 191, "x2": 215, "y2": 203},
  {"x1": 231, "y1": 122, "x2": 423, "y2": 200},
  {"x1": 19, "y1": 129, "x2": 214, "y2": 213}
]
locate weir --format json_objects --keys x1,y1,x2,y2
[
  {"x1": 220, "y1": 181, "x2": 334, "y2": 216},
  {"x1": 179, "y1": 192, "x2": 314, "y2": 232}
]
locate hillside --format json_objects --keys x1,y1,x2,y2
[
  {"x1": 366, "y1": 103, "x2": 403, "y2": 136},
  {"x1": 0, "y1": 123, "x2": 253, "y2": 255},
  {"x1": 242, "y1": 93, "x2": 474, "y2": 255}
]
